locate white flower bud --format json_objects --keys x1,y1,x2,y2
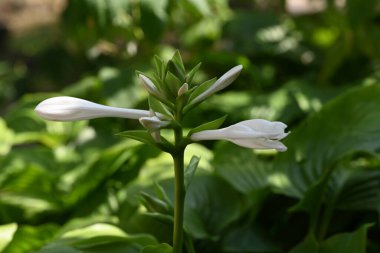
[
  {"x1": 35, "y1": 96, "x2": 152, "y2": 121},
  {"x1": 139, "y1": 74, "x2": 166, "y2": 101},
  {"x1": 190, "y1": 65, "x2": 243, "y2": 105}
]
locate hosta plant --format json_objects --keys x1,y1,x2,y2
[{"x1": 34, "y1": 51, "x2": 289, "y2": 253}]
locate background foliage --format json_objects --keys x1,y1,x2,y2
[{"x1": 1, "y1": 0, "x2": 380, "y2": 252}]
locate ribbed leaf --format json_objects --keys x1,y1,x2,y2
[
  {"x1": 274, "y1": 85, "x2": 380, "y2": 198},
  {"x1": 214, "y1": 143, "x2": 273, "y2": 193}
]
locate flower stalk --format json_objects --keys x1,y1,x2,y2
[{"x1": 172, "y1": 128, "x2": 185, "y2": 253}]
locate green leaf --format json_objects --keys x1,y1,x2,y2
[
  {"x1": 320, "y1": 224, "x2": 371, "y2": 253},
  {"x1": 36, "y1": 223, "x2": 158, "y2": 253},
  {"x1": 3, "y1": 224, "x2": 58, "y2": 253},
  {"x1": 140, "y1": 192, "x2": 170, "y2": 213},
  {"x1": 273, "y1": 85, "x2": 380, "y2": 198},
  {"x1": 165, "y1": 71, "x2": 183, "y2": 97},
  {"x1": 188, "y1": 115, "x2": 227, "y2": 136},
  {"x1": 153, "y1": 181, "x2": 173, "y2": 209},
  {"x1": 184, "y1": 174, "x2": 243, "y2": 236},
  {"x1": 183, "y1": 209, "x2": 210, "y2": 239},
  {"x1": 222, "y1": 225, "x2": 280, "y2": 253},
  {"x1": 154, "y1": 55, "x2": 166, "y2": 81},
  {"x1": 148, "y1": 96, "x2": 173, "y2": 118},
  {"x1": 140, "y1": 243, "x2": 173, "y2": 253},
  {"x1": 213, "y1": 142, "x2": 272, "y2": 193},
  {"x1": 170, "y1": 50, "x2": 186, "y2": 77},
  {"x1": 336, "y1": 170, "x2": 380, "y2": 211},
  {"x1": 140, "y1": 0, "x2": 168, "y2": 41},
  {"x1": 0, "y1": 223, "x2": 17, "y2": 252},
  {"x1": 184, "y1": 156, "x2": 200, "y2": 190},
  {"x1": 124, "y1": 213, "x2": 173, "y2": 243},
  {"x1": 185, "y1": 62, "x2": 202, "y2": 85},
  {"x1": 117, "y1": 130, "x2": 157, "y2": 146},
  {"x1": 290, "y1": 224, "x2": 371, "y2": 253},
  {"x1": 0, "y1": 118, "x2": 14, "y2": 156},
  {"x1": 289, "y1": 235, "x2": 319, "y2": 253}
]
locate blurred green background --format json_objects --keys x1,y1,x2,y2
[{"x1": 1, "y1": 0, "x2": 380, "y2": 252}]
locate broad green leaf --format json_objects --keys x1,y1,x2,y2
[
  {"x1": 183, "y1": 209, "x2": 210, "y2": 239},
  {"x1": 0, "y1": 223, "x2": 17, "y2": 252},
  {"x1": 2, "y1": 224, "x2": 58, "y2": 253},
  {"x1": 124, "y1": 213, "x2": 173, "y2": 243},
  {"x1": 222, "y1": 225, "x2": 280, "y2": 253},
  {"x1": 184, "y1": 156, "x2": 200, "y2": 190},
  {"x1": 214, "y1": 143, "x2": 272, "y2": 193},
  {"x1": 117, "y1": 130, "x2": 157, "y2": 146},
  {"x1": 140, "y1": 243, "x2": 172, "y2": 253},
  {"x1": 336, "y1": 170, "x2": 380, "y2": 211},
  {"x1": 184, "y1": 174, "x2": 243, "y2": 236},
  {"x1": 290, "y1": 224, "x2": 371, "y2": 253},
  {"x1": 63, "y1": 141, "x2": 138, "y2": 206},
  {"x1": 274, "y1": 85, "x2": 380, "y2": 198},
  {"x1": 320, "y1": 224, "x2": 370, "y2": 253},
  {"x1": 36, "y1": 223, "x2": 158, "y2": 253},
  {"x1": 188, "y1": 115, "x2": 227, "y2": 136},
  {"x1": 289, "y1": 235, "x2": 319, "y2": 253}
]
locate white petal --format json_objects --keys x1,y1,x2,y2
[
  {"x1": 190, "y1": 129, "x2": 227, "y2": 141},
  {"x1": 229, "y1": 138, "x2": 287, "y2": 152},
  {"x1": 35, "y1": 96, "x2": 151, "y2": 121},
  {"x1": 239, "y1": 119, "x2": 287, "y2": 132},
  {"x1": 191, "y1": 65, "x2": 242, "y2": 104}
]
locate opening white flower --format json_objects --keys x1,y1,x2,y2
[
  {"x1": 190, "y1": 119, "x2": 289, "y2": 151},
  {"x1": 35, "y1": 96, "x2": 154, "y2": 121}
]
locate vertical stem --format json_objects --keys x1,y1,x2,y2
[{"x1": 172, "y1": 127, "x2": 185, "y2": 253}]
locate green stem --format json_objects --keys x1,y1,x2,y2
[{"x1": 172, "y1": 127, "x2": 185, "y2": 253}]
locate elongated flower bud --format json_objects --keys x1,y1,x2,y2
[
  {"x1": 35, "y1": 96, "x2": 153, "y2": 121},
  {"x1": 191, "y1": 119, "x2": 289, "y2": 151},
  {"x1": 139, "y1": 74, "x2": 166, "y2": 101},
  {"x1": 190, "y1": 65, "x2": 243, "y2": 105}
]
